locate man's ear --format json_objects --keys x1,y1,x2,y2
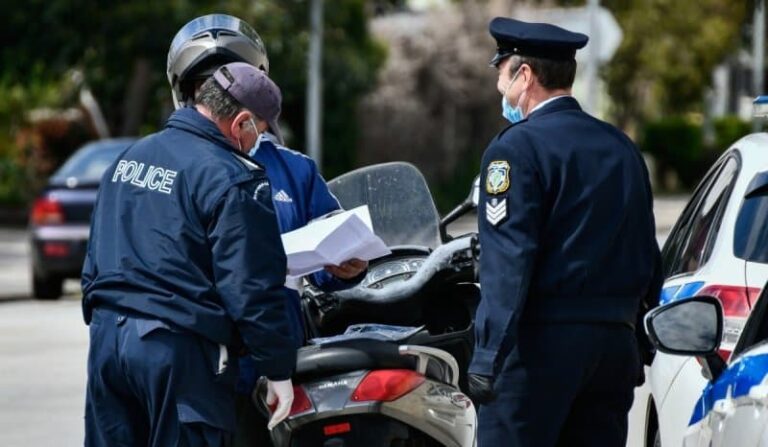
[
  {"x1": 522, "y1": 64, "x2": 537, "y2": 88},
  {"x1": 229, "y1": 111, "x2": 251, "y2": 139}
]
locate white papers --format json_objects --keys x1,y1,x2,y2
[{"x1": 281, "y1": 205, "x2": 391, "y2": 277}]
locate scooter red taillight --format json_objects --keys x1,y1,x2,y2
[
  {"x1": 270, "y1": 385, "x2": 313, "y2": 417},
  {"x1": 290, "y1": 385, "x2": 313, "y2": 416},
  {"x1": 351, "y1": 369, "x2": 425, "y2": 402}
]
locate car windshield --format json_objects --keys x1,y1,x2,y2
[
  {"x1": 50, "y1": 139, "x2": 134, "y2": 184},
  {"x1": 327, "y1": 162, "x2": 441, "y2": 249}
]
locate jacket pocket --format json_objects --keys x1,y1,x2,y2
[{"x1": 135, "y1": 318, "x2": 180, "y2": 338}]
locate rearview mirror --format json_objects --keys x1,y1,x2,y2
[
  {"x1": 439, "y1": 175, "x2": 481, "y2": 242},
  {"x1": 645, "y1": 296, "x2": 723, "y2": 356},
  {"x1": 469, "y1": 175, "x2": 480, "y2": 207}
]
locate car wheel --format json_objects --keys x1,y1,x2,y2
[{"x1": 32, "y1": 273, "x2": 62, "y2": 300}]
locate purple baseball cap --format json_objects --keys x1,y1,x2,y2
[{"x1": 213, "y1": 62, "x2": 284, "y2": 144}]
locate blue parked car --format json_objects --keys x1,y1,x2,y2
[{"x1": 28, "y1": 138, "x2": 135, "y2": 299}]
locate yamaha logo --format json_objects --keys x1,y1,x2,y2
[{"x1": 317, "y1": 380, "x2": 349, "y2": 390}]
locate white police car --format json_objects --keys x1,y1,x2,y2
[
  {"x1": 627, "y1": 97, "x2": 768, "y2": 447},
  {"x1": 644, "y1": 287, "x2": 768, "y2": 447}
]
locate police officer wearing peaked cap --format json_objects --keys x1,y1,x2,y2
[
  {"x1": 466, "y1": 17, "x2": 663, "y2": 447},
  {"x1": 82, "y1": 62, "x2": 299, "y2": 446}
]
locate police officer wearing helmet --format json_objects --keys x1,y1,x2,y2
[
  {"x1": 82, "y1": 62, "x2": 298, "y2": 446},
  {"x1": 466, "y1": 17, "x2": 662, "y2": 446},
  {"x1": 167, "y1": 14, "x2": 270, "y2": 109},
  {"x1": 167, "y1": 14, "x2": 368, "y2": 446}
]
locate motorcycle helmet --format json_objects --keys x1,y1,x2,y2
[{"x1": 167, "y1": 14, "x2": 269, "y2": 108}]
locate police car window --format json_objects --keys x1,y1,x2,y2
[
  {"x1": 662, "y1": 160, "x2": 723, "y2": 277},
  {"x1": 734, "y1": 171, "x2": 768, "y2": 264},
  {"x1": 674, "y1": 156, "x2": 739, "y2": 275}
]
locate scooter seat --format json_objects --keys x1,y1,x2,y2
[{"x1": 294, "y1": 339, "x2": 425, "y2": 382}]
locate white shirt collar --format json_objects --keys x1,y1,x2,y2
[{"x1": 529, "y1": 95, "x2": 571, "y2": 114}]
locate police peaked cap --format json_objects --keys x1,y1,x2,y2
[{"x1": 489, "y1": 17, "x2": 589, "y2": 67}]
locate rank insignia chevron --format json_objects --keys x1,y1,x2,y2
[{"x1": 486, "y1": 197, "x2": 508, "y2": 226}]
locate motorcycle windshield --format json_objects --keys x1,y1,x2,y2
[{"x1": 327, "y1": 162, "x2": 441, "y2": 249}]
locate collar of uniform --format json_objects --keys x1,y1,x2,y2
[
  {"x1": 529, "y1": 95, "x2": 571, "y2": 114},
  {"x1": 526, "y1": 96, "x2": 581, "y2": 120},
  {"x1": 166, "y1": 107, "x2": 240, "y2": 154},
  {"x1": 249, "y1": 132, "x2": 279, "y2": 157}
]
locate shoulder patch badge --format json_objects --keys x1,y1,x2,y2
[
  {"x1": 486, "y1": 197, "x2": 508, "y2": 226},
  {"x1": 253, "y1": 181, "x2": 270, "y2": 201},
  {"x1": 486, "y1": 160, "x2": 510, "y2": 194}
]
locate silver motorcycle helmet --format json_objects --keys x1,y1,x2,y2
[{"x1": 167, "y1": 14, "x2": 269, "y2": 108}]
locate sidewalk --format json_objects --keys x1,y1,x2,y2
[
  {"x1": 0, "y1": 228, "x2": 31, "y2": 300},
  {"x1": 653, "y1": 195, "x2": 688, "y2": 244}
]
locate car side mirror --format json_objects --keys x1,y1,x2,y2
[
  {"x1": 645, "y1": 295, "x2": 726, "y2": 381},
  {"x1": 645, "y1": 296, "x2": 723, "y2": 355}
]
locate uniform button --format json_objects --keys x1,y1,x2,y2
[{"x1": 116, "y1": 315, "x2": 126, "y2": 326}]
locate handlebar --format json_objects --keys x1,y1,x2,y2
[{"x1": 330, "y1": 235, "x2": 476, "y2": 307}]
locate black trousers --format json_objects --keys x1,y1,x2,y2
[{"x1": 477, "y1": 323, "x2": 641, "y2": 447}]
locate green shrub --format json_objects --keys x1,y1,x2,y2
[
  {"x1": 641, "y1": 117, "x2": 710, "y2": 190},
  {"x1": 0, "y1": 157, "x2": 29, "y2": 206},
  {"x1": 713, "y1": 115, "x2": 752, "y2": 151}
]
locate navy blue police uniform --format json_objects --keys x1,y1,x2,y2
[
  {"x1": 81, "y1": 106, "x2": 299, "y2": 447},
  {"x1": 469, "y1": 18, "x2": 663, "y2": 447}
]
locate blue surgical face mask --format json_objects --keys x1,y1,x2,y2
[
  {"x1": 501, "y1": 66, "x2": 525, "y2": 124},
  {"x1": 502, "y1": 96, "x2": 524, "y2": 124}
]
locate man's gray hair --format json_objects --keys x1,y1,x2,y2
[{"x1": 195, "y1": 77, "x2": 245, "y2": 120}]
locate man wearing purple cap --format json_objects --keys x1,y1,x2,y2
[
  {"x1": 82, "y1": 62, "x2": 300, "y2": 446},
  {"x1": 166, "y1": 16, "x2": 368, "y2": 445}
]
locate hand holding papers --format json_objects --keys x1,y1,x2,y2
[{"x1": 280, "y1": 206, "x2": 391, "y2": 277}]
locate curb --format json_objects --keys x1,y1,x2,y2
[{"x1": 0, "y1": 295, "x2": 30, "y2": 303}]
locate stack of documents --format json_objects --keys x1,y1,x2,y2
[{"x1": 281, "y1": 205, "x2": 391, "y2": 277}]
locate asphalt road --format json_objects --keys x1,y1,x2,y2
[
  {"x1": 0, "y1": 196, "x2": 687, "y2": 446},
  {"x1": 0, "y1": 298, "x2": 87, "y2": 447}
]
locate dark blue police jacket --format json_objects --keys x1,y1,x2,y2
[
  {"x1": 81, "y1": 107, "x2": 298, "y2": 380},
  {"x1": 470, "y1": 96, "x2": 662, "y2": 377}
]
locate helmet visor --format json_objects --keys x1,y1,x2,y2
[{"x1": 168, "y1": 14, "x2": 263, "y2": 67}]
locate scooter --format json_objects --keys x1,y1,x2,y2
[{"x1": 257, "y1": 162, "x2": 480, "y2": 447}]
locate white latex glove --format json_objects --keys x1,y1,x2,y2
[{"x1": 266, "y1": 379, "x2": 294, "y2": 430}]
